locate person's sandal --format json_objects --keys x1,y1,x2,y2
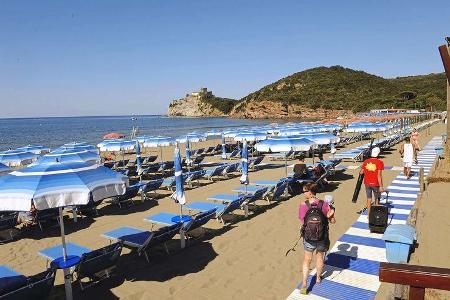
[{"x1": 300, "y1": 287, "x2": 308, "y2": 295}]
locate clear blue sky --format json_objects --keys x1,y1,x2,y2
[{"x1": 1, "y1": 0, "x2": 449, "y2": 118}]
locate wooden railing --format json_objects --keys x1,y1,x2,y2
[{"x1": 379, "y1": 262, "x2": 450, "y2": 300}]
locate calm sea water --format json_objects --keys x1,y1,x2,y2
[{"x1": 0, "y1": 115, "x2": 270, "y2": 151}]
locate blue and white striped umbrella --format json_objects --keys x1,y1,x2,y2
[
  {"x1": 221, "y1": 134, "x2": 227, "y2": 159},
  {"x1": 176, "y1": 133, "x2": 206, "y2": 143},
  {"x1": 240, "y1": 141, "x2": 249, "y2": 185},
  {"x1": 171, "y1": 147, "x2": 186, "y2": 205},
  {"x1": 16, "y1": 145, "x2": 51, "y2": 155},
  {"x1": 0, "y1": 161, "x2": 127, "y2": 300},
  {"x1": 62, "y1": 143, "x2": 96, "y2": 152},
  {"x1": 234, "y1": 132, "x2": 267, "y2": 142},
  {"x1": 135, "y1": 140, "x2": 143, "y2": 176},
  {"x1": 0, "y1": 163, "x2": 10, "y2": 174},
  {"x1": 0, "y1": 161, "x2": 128, "y2": 211},
  {"x1": 142, "y1": 136, "x2": 175, "y2": 162},
  {"x1": 35, "y1": 149, "x2": 100, "y2": 165},
  {"x1": 255, "y1": 138, "x2": 315, "y2": 152},
  {"x1": 98, "y1": 140, "x2": 135, "y2": 152},
  {"x1": 0, "y1": 150, "x2": 39, "y2": 167},
  {"x1": 185, "y1": 140, "x2": 192, "y2": 166},
  {"x1": 204, "y1": 130, "x2": 223, "y2": 138},
  {"x1": 142, "y1": 136, "x2": 175, "y2": 148}
]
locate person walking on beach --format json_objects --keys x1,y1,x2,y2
[
  {"x1": 399, "y1": 137, "x2": 415, "y2": 179},
  {"x1": 298, "y1": 183, "x2": 335, "y2": 295},
  {"x1": 410, "y1": 131, "x2": 420, "y2": 163},
  {"x1": 358, "y1": 147, "x2": 384, "y2": 215}
]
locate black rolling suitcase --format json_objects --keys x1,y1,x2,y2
[{"x1": 368, "y1": 192, "x2": 389, "y2": 233}]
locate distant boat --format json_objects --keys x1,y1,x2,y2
[{"x1": 131, "y1": 117, "x2": 137, "y2": 121}]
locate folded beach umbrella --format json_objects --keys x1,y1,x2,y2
[
  {"x1": 0, "y1": 163, "x2": 10, "y2": 174},
  {"x1": 0, "y1": 161, "x2": 127, "y2": 300},
  {"x1": 135, "y1": 140, "x2": 143, "y2": 177},
  {"x1": 185, "y1": 140, "x2": 192, "y2": 166},
  {"x1": 35, "y1": 149, "x2": 100, "y2": 165},
  {"x1": 0, "y1": 150, "x2": 39, "y2": 167},
  {"x1": 221, "y1": 134, "x2": 227, "y2": 159},
  {"x1": 16, "y1": 145, "x2": 51, "y2": 155},
  {"x1": 240, "y1": 140, "x2": 249, "y2": 186},
  {"x1": 171, "y1": 147, "x2": 186, "y2": 206}
]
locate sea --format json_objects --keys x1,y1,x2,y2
[{"x1": 0, "y1": 115, "x2": 271, "y2": 151}]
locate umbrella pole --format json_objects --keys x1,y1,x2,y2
[{"x1": 59, "y1": 207, "x2": 73, "y2": 300}]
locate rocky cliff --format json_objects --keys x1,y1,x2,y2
[
  {"x1": 168, "y1": 95, "x2": 225, "y2": 117},
  {"x1": 168, "y1": 88, "x2": 237, "y2": 117},
  {"x1": 229, "y1": 100, "x2": 354, "y2": 119}
]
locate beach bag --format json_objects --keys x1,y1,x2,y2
[{"x1": 301, "y1": 200, "x2": 328, "y2": 241}]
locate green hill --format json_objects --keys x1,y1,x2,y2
[
  {"x1": 200, "y1": 96, "x2": 237, "y2": 114},
  {"x1": 239, "y1": 66, "x2": 446, "y2": 112}
]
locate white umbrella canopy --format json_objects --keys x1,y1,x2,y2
[
  {"x1": 0, "y1": 150, "x2": 39, "y2": 167},
  {"x1": 233, "y1": 132, "x2": 267, "y2": 142}
]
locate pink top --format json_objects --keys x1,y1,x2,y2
[{"x1": 298, "y1": 198, "x2": 330, "y2": 223}]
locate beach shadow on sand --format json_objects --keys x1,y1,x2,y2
[
  {"x1": 306, "y1": 243, "x2": 358, "y2": 292},
  {"x1": 97, "y1": 199, "x2": 160, "y2": 216},
  {"x1": 66, "y1": 240, "x2": 219, "y2": 299},
  {"x1": 328, "y1": 171, "x2": 354, "y2": 181},
  {"x1": 18, "y1": 216, "x2": 96, "y2": 240}
]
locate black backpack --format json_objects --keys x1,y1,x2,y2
[{"x1": 301, "y1": 200, "x2": 328, "y2": 241}]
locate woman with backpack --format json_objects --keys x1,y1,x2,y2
[{"x1": 298, "y1": 183, "x2": 336, "y2": 295}]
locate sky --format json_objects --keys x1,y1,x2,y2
[{"x1": 1, "y1": 0, "x2": 449, "y2": 118}]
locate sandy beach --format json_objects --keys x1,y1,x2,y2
[{"x1": 0, "y1": 123, "x2": 447, "y2": 300}]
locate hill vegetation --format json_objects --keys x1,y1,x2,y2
[
  {"x1": 238, "y1": 66, "x2": 446, "y2": 112},
  {"x1": 200, "y1": 96, "x2": 237, "y2": 114}
]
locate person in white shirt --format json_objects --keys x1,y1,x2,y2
[{"x1": 399, "y1": 137, "x2": 414, "y2": 179}]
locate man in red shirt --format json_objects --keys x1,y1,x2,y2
[{"x1": 359, "y1": 147, "x2": 385, "y2": 216}]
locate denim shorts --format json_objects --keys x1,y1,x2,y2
[
  {"x1": 303, "y1": 239, "x2": 330, "y2": 253},
  {"x1": 365, "y1": 185, "x2": 380, "y2": 199}
]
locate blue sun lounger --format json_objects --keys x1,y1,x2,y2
[
  {"x1": 248, "y1": 156, "x2": 264, "y2": 171},
  {"x1": 110, "y1": 182, "x2": 146, "y2": 207},
  {"x1": 185, "y1": 170, "x2": 206, "y2": 188},
  {"x1": 140, "y1": 179, "x2": 164, "y2": 200},
  {"x1": 0, "y1": 212, "x2": 18, "y2": 243},
  {"x1": 185, "y1": 194, "x2": 250, "y2": 223},
  {"x1": 0, "y1": 266, "x2": 56, "y2": 299},
  {"x1": 203, "y1": 164, "x2": 227, "y2": 181},
  {"x1": 101, "y1": 223, "x2": 182, "y2": 262},
  {"x1": 144, "y1": 209, "x2": 217, "y2": 247},
  {"x1": 221, "y1": 162, "x2": 240, "y2": 178},
  {"x1": 75, "y1": 242, "x2": 122, "y2": 290}
]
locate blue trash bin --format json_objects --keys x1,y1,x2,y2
[
  {"x1": 435, "y1": 147, "x2": 444, "y2": 159},
  {"x1": 382, "y1": 224, "x2": 416, "y2": 263}
]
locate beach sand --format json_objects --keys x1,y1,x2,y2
[{"x1": 0, "y1": 123, "x2": 446, "y2": 300}]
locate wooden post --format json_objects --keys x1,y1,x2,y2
[
  {"x1": 438, "y1": 42, "x2": 450, "y2": 158},
  {"x1": 419, "y1": 167, "x2": 424, "y2": 192}
]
